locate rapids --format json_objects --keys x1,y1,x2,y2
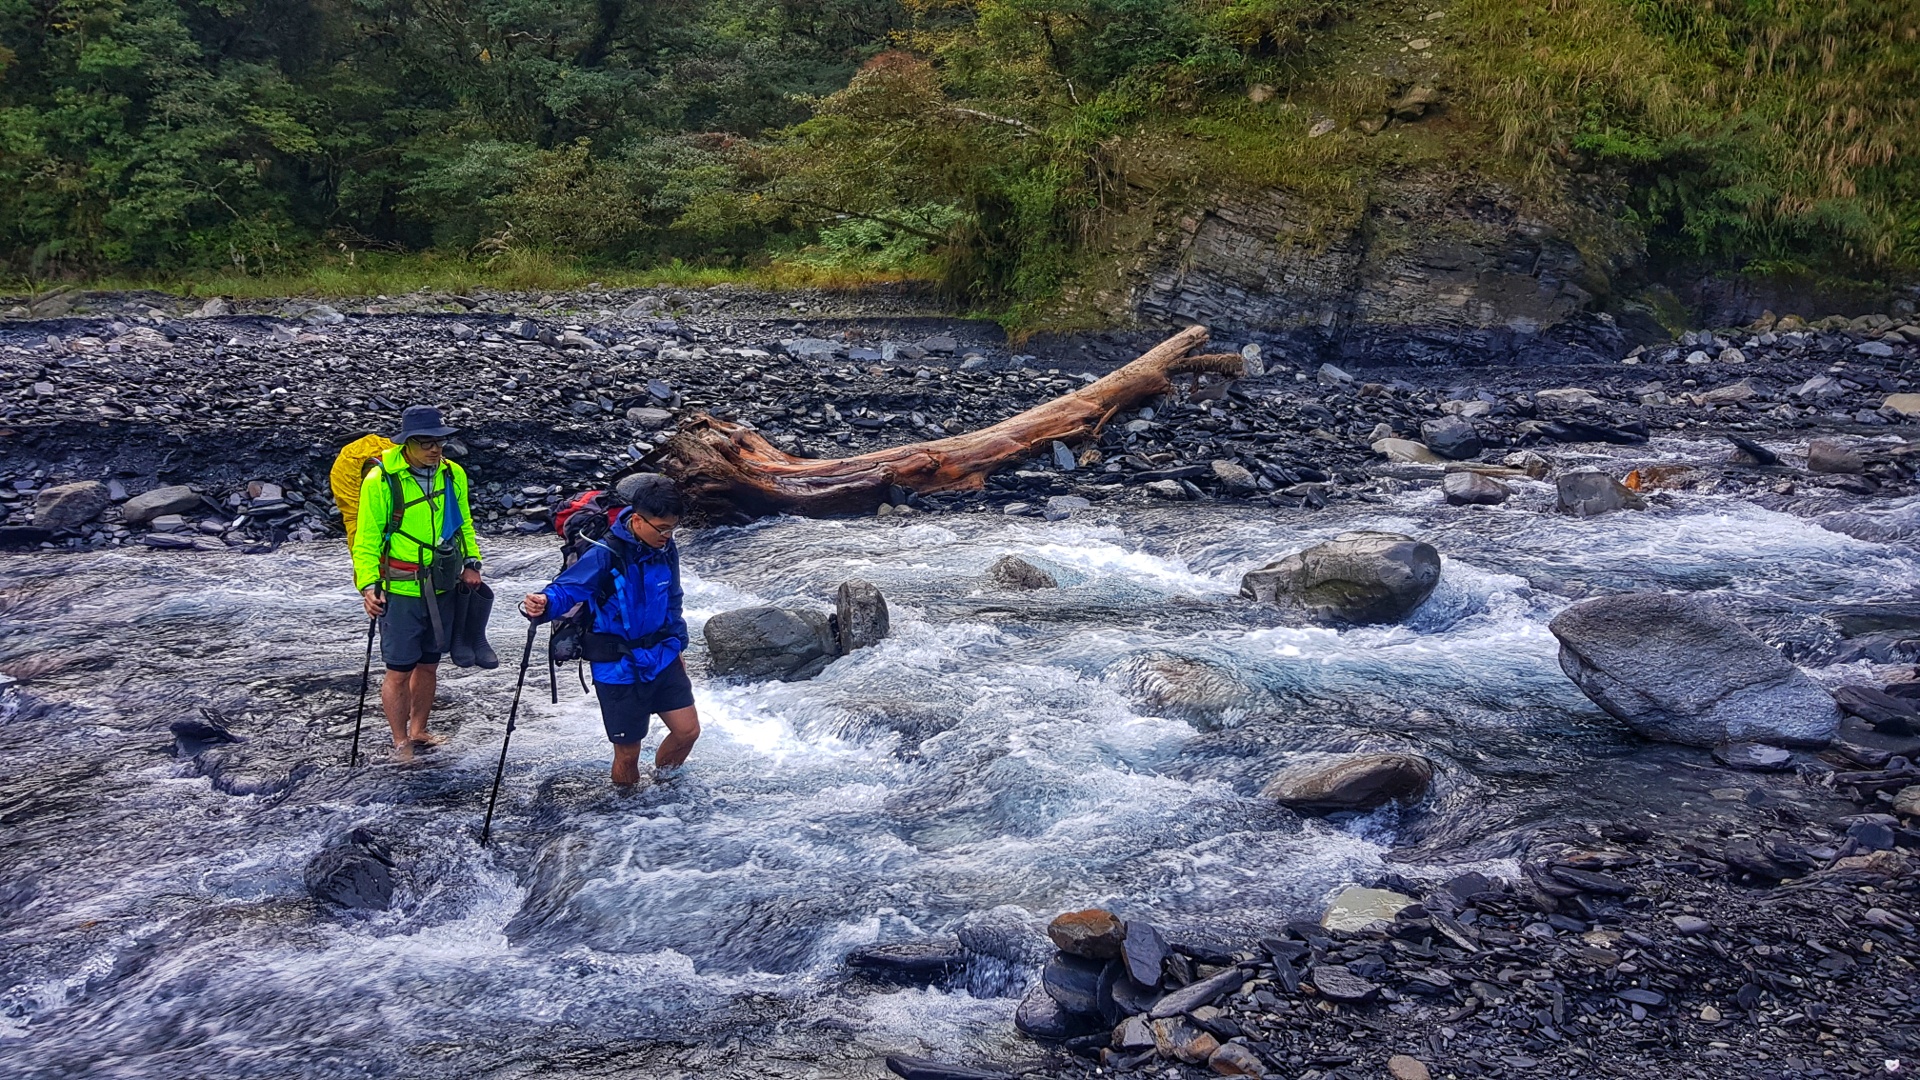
[{"x1": 1, "y1": 440, "x2": 1914, "y2": 1078}]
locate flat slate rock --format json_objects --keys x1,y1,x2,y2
[
  {"x1": 1150, "y1": 966, "x2": 1247, "y2": 1018},
  {"x1": 1122, "y1": 918, "x2": 1169, "y2": 986},
  {"x1": 1041, "y1": 953, "x2": 1105, "y2": 1015},
  {"x1": 885, "y1": 1056, "x2": 1014, "y2": 1080},
  {"x1": 1308, "y1": 964, "x2": 1378, "y2": 1002}
]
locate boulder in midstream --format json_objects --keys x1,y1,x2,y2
[
  {"x1": 1261, "y1": 753, "x2": 1434, "y2": 812},
  {"x1": 1239, "y1": 532, "x2": 1440, "y2": 625},
  {"x1": 703, "y1": 606, "x2": 836, "y2": 682},
  {"x1": 304, "y1": 828, "x2": 396, "y2": 911},
  {"x1": 1548, "y1": 592, "x2": 1839, "y2": 748},
  {"x1": 986, "y1": 554, "x2": 1057, "y2": 590},
  {"x1": 834, "y1": 579, "x2": 889, "y2": 655}
]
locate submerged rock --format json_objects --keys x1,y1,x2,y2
[
  {"x1": 1014, "y1": 982, "x2": 1101, "y2": 1040},
  {"x1": 986, "y1": 554, "x2": 1057, "y2": 590},
  {"x1": 845, "y1": 940, "x2": 969, "y2": 986},
  {"x1": 1106, "y1": 651, "x2": 1252, "y2": 722},
  {"x1": 1261, "y1": 753, "x2": 1434, "y2": 811},
  {"x1": 1239, "y1": 531, "x2": 1441, "y2": 625},
  {"x1": 884, "y1": 1056, "x2": 1013, "y2": 1080},
  {"x1": 304, "y1": 828, "x2": 395, "y2": 911},
  {"x1": 1548, "y1": 592, "x2": 1839, "y2": 748},
  {"x1": 704, "y1": 606, "x2": 836, "y2": 682}
]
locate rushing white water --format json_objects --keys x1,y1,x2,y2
[{"x1": 1, "y1": 468, "x2": 1915, "y2": 1078}]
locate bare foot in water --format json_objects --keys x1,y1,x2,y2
[
  {"x1": 410, "y1": 731, "x2": 447, "y2": 748},
  {"x1": 390, "y1": 740, "x2": 415, "y2": 763}
]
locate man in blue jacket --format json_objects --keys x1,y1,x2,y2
[{"x1": 520, "y1": 474, "x2": 700, "y2": 786}]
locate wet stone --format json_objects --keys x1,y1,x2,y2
[
  {"x1": 987, "y1": 554, "x2": 1057, "y2": 590},
  {"x1": 1308, "y1": 963, "x2": 1377, "y2": 1002},
  {"x1": 1713, "y1": 742, "x2": 1794, "y2": 771},
  {"x1": 1041, "y1": 953, "x2": 1107, "y2": 1015},
  {"x1": 1049, "y1": 908, "x2": 1126, "y2": 959}
]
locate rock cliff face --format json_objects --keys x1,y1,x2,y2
[{"x1": 1127, "y1": 178, "x2": 1624, "y2": 342}]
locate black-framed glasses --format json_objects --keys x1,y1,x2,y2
[{"x1": 408, "y1": 437, "x2": 446, "y2": 450}]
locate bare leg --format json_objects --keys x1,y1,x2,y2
[
  {"x1": 381, "y1": 668, "x2": 414, "y2": 760},
  {"x1": 408, "y1": 663, "x2": 443, "y2": 745},
  {"x1": 611, "y1": 742, "x2": 645, "y2": 787},
  {"x1": 655, "y1": 706, "x2": 700, "y2": 770}
]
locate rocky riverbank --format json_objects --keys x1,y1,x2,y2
[{"x1": 2, "y1": 289, "x2": 1917, "y2": 554}]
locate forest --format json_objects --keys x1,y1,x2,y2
[{"x1": 2, "y1": 0, "x2": 1915, "y2": 315}]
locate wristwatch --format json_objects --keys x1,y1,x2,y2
[{"x1": 464, "y1": 558, "x2": 483, "y2": 573}]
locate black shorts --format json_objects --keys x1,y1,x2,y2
[
  {"x1": 596, "y1": 659, "x2": 695, "y2": 745},
  {"x1": 379, "y1": 591, "x2": 447, "y2": 671}
]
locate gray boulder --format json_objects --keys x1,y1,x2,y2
[
  {"x1": 704, "y1": 606, "x2": 836, "y2": 682},
  {"x1": 1548, "y1": 592, "x2": 1840, "y2": 748},
  {"x1": 1441, "y1": 471, "x2": 1509, "y2": 506},
  {"x1": 1420, "y1": 416, "x2": 1483, "y2": 460},
  {"x1": 1806, "y1": 438, "x2": 1867, "y2": 474},
  {"x1": 33, "y1": 481, "x2": 110, "y2": 529},
  {"x1": 834, "y1": 579, "x2": 890, "y2": 654},
  {"x1": 1261, "y1": 753, "x2": 1434, "y2": 812},
  {"x1": 1556, "y1": 470, "x2": 1644, "y2": 518},
  {"x1": 626, "y1": 406, "x2": 675, "y2": 430},
  {"x1": 122, "y1": 484, "x2": 204, "y2": 525},
  {"x1": 1239, "y1": 531, "x2": 1441, "y2": 625},
  {"x1": 987, "y1": 554, "x2": 1057, "y2": 590}
]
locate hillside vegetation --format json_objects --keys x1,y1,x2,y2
[{"x1": 3, "y1": 0, "x2": 1914, "y2": 321}]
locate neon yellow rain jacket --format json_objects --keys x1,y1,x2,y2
[{"x1": 351, "y1": 445, "x2": 480, "y2": 597}]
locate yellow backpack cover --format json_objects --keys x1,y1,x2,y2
[{"x1": 329, "y1": 433, "x2": 397, "y2": 537}]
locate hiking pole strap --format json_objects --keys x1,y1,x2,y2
[
  {"x1": 481, "y1": 620, "x2": 540, "y2": 847},
  {"x1": 349, "y1": 615, "x2": 376, "y2": 767}
]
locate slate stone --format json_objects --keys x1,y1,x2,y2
[
  {"x1": 1041, "y1": 954, "x2": 1107, "y2": 1016},
  {"x1": 1122, "y1": 919, "x2": 1169, "y2": 986}
]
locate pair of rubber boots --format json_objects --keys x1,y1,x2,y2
[{"x1": 446, "y1": 583, "x2": 499, "y2": 669}]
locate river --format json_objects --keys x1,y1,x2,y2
[{"x1": 2, "y1": 438, "x2": 1913, "y2": 1078}]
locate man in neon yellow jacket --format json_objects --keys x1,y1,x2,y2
[{"x1": 352, "y1": 405, "x2": 482, "y2": 758}]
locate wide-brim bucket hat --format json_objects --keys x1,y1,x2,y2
[{"x1": 395, "y1": 404, "x2": 458, "y2": 440}]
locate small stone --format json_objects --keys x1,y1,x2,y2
[
  {"x1": 1307, "y1": 118, "x2": 1337, "y2": 137},
  {"x1": 1239, "y1": 343, "x2": 1265, "y2": 376},
  {"x1": 1208, "y1": 1042, "x2": 1268, "y2": 1077},
  {"x1": 1316, "y1": 362, "x2": 1352, "y2": 385},
  {"x1": 1050, "y1": 441, "x2": 1076, "y2": 471},
  {"x1": 1882, "y1": 393, "x2": 1920, "y2": 417},
  {"x1": 1535, "y1": 387, "x2": 1604, "y2": 408},
  {"x1": 1211, "y1": 460, "x2": 1257, "y2": 493},
  {"x1": 1264, "y1": 754, "x2": 1433, "y2": 812},
  {"x1": 834, "y1": 579, "x2": 889, "y2": 655},
  {"x1": 1716, "y1": 346, "x2": 1746, "y2": 363},
  {"x1": 1308, "y1": 964, "x2": 1377, "y2": 1002},
  {"x1": 1145, "y1": 479, "x2": 1189, "y2": 500},
  {"x1": 1442, "y1": 470, "x2": 1508, "y2": 506},
  {"x1": 1617, "y1": 988, "x2": 1665, "y2": 1007},
  {"x1": 1387, "y1": 1056, "x2": 1432, "y2": 1080},
  {"x1": 1685, "y1": 350, "x2": 1711, "y2": 364},
  {"x1": 1671, "y1": 915, "x2": 1712, "y2": 936},
  {"x1": 1700, "y1": 1005, "x2": 1722, "y2": 1022},
  {"x1": 1891, "y1": 785, "x2": 1920, "y2": 818},
  {"x1": 1043, "y1": 495, "x2": 1090, "y2": 521},
  {"x1": 1857, "y1": 340, "x2": 1896, "y2": 357},
  {"x1": 626, "y1": 406, "x2": 674, "y2": 429},
  {"x1": 1712, "y1": 742, "x2": 1793, "y2": 771},
  {"x1": 1320, "y1": 886, "x2": 1415, "y2": 932},
  {"x1": 1372, "y1": 438, "x2": 1443, "y2": 464},
  {"x1": 122, "y1": 484, "x2": 204, "y2": 525},
  {"x1": 1047, "y1": 909, "x2": 1126, "y2": 959}
]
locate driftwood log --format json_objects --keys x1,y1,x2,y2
[{"x1": 658, "y1": 324, "x2": 1243, "y2": 521}]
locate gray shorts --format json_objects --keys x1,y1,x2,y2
[{"x1": 380, "y1": 591, "x2": 449, "y2": 671}]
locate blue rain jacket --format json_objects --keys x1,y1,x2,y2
[{"x1": 540, "y1": 517, "x2": 687, "y2": 685}]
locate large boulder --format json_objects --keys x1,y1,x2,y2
[
  {"x1": 1261, "y1": 753, "x2": 1434, "y2": 812},
  {"x1": 122, "y1": 484, "x2": 204, "y2": 525},
  {"x1": 1420, "y1": 416, "x2": 1483, "y2": 460},
  {"x1": 1441, "y1": 471, "x2": 1509, "y2": 506},
  {"x1": 1556, "y1": 470, "x2": 1644, "y2": 517},
  {"x1": 835, "y1": 579, "x2": 890, "y2": 654},
  {"x1": 33, "y1": 481, "x2": 110, "y2": 529},
  {"x1": 1548, "y1": 592, "x2": 1840, "y2": 748},
  {"x1": 704, "y1": 606, "x2": 837, "y2": 682},
  {"x1": 1239, "y1": 532, "x2": 1441, "y2": 625}
]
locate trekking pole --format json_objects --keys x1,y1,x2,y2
[
  {"x1": 481, "y1": 619, "x2": 541, "y2": 846},
  {"x1": 348, "y1": 614, "x2": 377, "y2": 767}
]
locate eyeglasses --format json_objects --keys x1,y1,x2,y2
[
  {"x1": 634, "y1": 515, "x2": 677, "y2": 538},
  {"x1": 408, "y1": 437, "x2": 445, "y2": 450}
]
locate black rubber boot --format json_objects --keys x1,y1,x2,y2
[
  {"x1": 447, "y1": 587, "x2": 476, "y2": 668},
  {"x1": 465, "y1": 583, "x2": 500, "y2": 669}
]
